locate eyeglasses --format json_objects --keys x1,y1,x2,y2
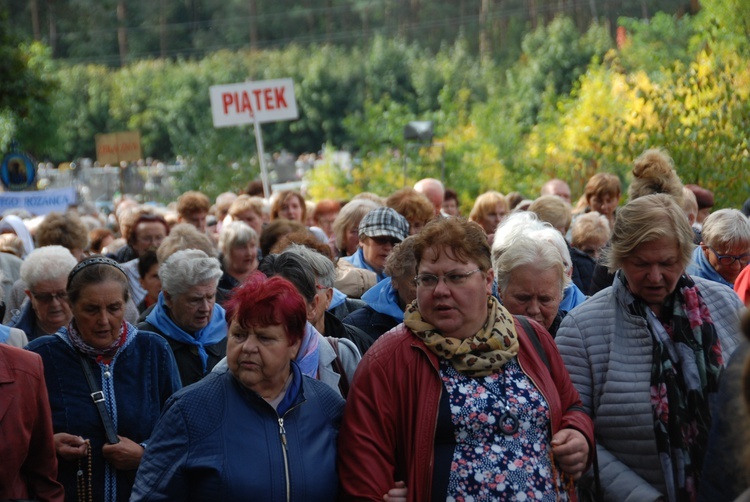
[
  {"x1": 369, "y1": 236, "x2": 400, "y2": 246},
  {"x1": 708, "y1": 247, "x2": 750, "y2": 266},
  {"x1": 31, "y1": 291, "x2": 68, "y2": 304},
  {"x1": 414, "y1": 268, "x2": 482, "y2": 289}
]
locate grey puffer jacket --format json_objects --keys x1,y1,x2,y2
[{"x1": 555, "y1": 273, "x2": 744, "y2": 502}]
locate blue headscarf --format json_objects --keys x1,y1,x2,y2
[{"x1": 146, "y1": 292, "x2": 227, "y2": 374}]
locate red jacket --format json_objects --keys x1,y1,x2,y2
[
  {"x1": 338, "y1": 317, "x2": 594, "y2": 501},
  {"x1": 0, "y1": 344, "x2": 64, "y2": 502}
]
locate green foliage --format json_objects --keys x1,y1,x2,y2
[
  {"x1": 522, "y1": 50, "x2": 750, "y2": 208},
  {"x1": 0, "y1": 8, "x2": 58, "y2": 154},
  {"x1": 505, "y1": 16, "x2": 612, "y2": 129},
  {"x1": 696, "y1": 0, "x2": 750, "y2": 54},
  {"x1": 618, "y1": 13, "x2": 698, "y2": 75},
  {"x1": 5, "y1": 9, "x2": 748, "y2": 210}
]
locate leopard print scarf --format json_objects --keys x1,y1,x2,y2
[{"x1": 405, "y1": 296, "x2": 519, "y2": 377}]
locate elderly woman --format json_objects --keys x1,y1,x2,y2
[
  {"x1": 217, "y1": 221, "x2": 259, "y2": 300},
  {"x1": 569, "y1": 211, "x2": 610, "y2": 295},
  {"x1": 139, "y1": 249, "x2": 227, "y2": 386},
  {"x1": 131, "y1": 276, "x2": 345, "y2": 500},
  {"x1": 271, "y1": 190, "x2": 306, "y2": 222},
  {"x1": 332, "y1": 198, "x2": 381, "y2": 258},
  {"x1": 687, "y1": 208, "x2": 750, "y2": 288},
  {"x1": 493, "y1": 211, "x2": 587, "y2": 313},
  {"x1": 281, "y1": 244, "x2": 374, "y2": 357},
  {"x1": 343, "y1": 236, "x2": 418, "y2": 343},
  {"x1": 556, "y1": 194, "x2": 744, "y2": 501},
  {"x1": 495, "y1": 236, "x2": 570, "y2": 336},
  {"x1": 226, "y1": 194, "x2": 264, "y2": 236},
  {"x1": 119, "y1": 212, "x2": 170, "y2": 307},
  {"x1": 340, "y1": 207, "x2": 409, "y2": 283},
  {"x1": 339, "y1": 217, "x2": 594, "y2": 500},
  {"x1": 26, "y1": 256, "x2": 181, "y2": 502},
  {"x1": 469, "y1": 190, "x2": 508, "y2": 238},
  {"x1": 0, "y1": 214, "x2": 34, "y2": 258},
  {"x1": 9, "y1": 246, "x2": 77, "y2": 341},
  {"x1": 254, "y1": 252, "x2": 361, "y2": 397}
]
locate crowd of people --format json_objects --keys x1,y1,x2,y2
[{"x1": 2, "y1": 149, "x2": 750, "y2": 502}]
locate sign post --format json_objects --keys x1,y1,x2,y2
[{"x1": 209, "y1": 78, "x2": 299, "y2": 199}]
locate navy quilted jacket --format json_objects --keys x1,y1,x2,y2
[{"x1": 131, "y1": 361, "x2": 345, "y2": 501}]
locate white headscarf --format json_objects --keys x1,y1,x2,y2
[{"x1": 0, "y1": 215, "x2": 34, "y2": 258}]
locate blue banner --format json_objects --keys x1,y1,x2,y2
[{"x1": 0, "y1": 187, "x2": 77, "y2": 215}]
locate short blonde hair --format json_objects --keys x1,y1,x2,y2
[
  {"x1": 469, "y1": 191, "x2": 508, "y2": 226},
  {"x1": 228, "y1": 195, "x2": 264, "y2": 219},
  {"x1": 528, "y1": 195, "x2": 572, "y2": 233},
  {"x1": 571, "y1": 212, "x2": 610, "y2": 249},
  {"x1": 604, "y1": 194, "x2": 694, "y2": 273}
]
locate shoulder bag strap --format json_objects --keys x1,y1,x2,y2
[
  {"x1": 78, "y1": 354, "x2": 120, "y2": 444},
  {"x1": 515, "y1": 315, "x2": 550, "y2": 372}
]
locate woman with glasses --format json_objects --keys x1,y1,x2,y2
[
  {"x1": 9, "y1": 246, "x2": 77, "y2": 342},
  {"x1": 556, "y1": 194, "x2": 744, "y2": 501},
  {"x1": 687, "y1": 208, "x2": 750, "y2": 288},
  {"x1": 339, "y1": 217, "x2": 593, "y2": 501}
]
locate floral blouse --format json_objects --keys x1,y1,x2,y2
[{"x1": 439, "y1": 358, "x2": 568, "y2": 501}]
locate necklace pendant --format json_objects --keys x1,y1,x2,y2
[
  {"x1": 499, "y1": 410, "x2": 520, "y2": 435},
  {"x1": 104, "y1": 370, "x2": 111, "y2": 378}
]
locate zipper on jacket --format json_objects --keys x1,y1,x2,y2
[{"x1": 278, "y1": 417, "x2": 290, "y2": 502}]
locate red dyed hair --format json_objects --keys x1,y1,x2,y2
[{"x1": 224, "y1": 273, "x2": 306, "y2": 345}]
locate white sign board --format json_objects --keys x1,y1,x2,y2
[
  {"x1": 0, "y1": 186, "x2": 77, "y2": 215},
  {"x1": 209, "y1": 79, "x2": 299, "y2": 128}
]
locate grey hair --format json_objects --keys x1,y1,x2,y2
[
  {"x1": 219, "y1": 221, "x2": 258, "y2": 259},
  {"x1": 281, "y1": 243, "x2": 336, "y2": 288},
  {"x1": 492, "y1": 211, "x2": 572, "y2": 276},
  {"x1": 495, "y1": 236, "x2": 570, "y2": 295},
  {"x1": 159, "y1": 249, "x2": 222, "y2": 297},
  {"x1": 528, "y1": 226, "x2": 572, "y2": 274},
  {"x1": 20, "y1": 246, "x2": 78, "y2": 287},
  {"x1": 702, "y1": 209, "x2": 750, "y2": 250},
  {"x1": 258, "y1": 252, "x2": 316, "y2": 303}
]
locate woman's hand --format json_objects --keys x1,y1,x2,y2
[
  {"x1": 551, "y1": 428, "x2": 589, "y2": 480},
  {"x1": 102, "y1": 436, "x2": 144, "y2": 470},
  {"x1": 383, "y1": 481, "x2": 407, "y2": 502},
  {"x1": 54, "y1": 433, "x2": 88, "y2": 460}
]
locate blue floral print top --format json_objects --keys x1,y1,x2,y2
[{"x1": 439, "y1": 358, "x2": 568, "y2": 501}]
